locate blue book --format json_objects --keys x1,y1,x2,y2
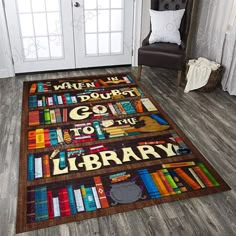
[
  {"x1": 53, "y1": 94, "x2": 58, "y2": 105},
  {"x1": 82, "y1": 187, "x2": 96, "y2": 212},
  {"x1": 67, "y1": 185, "x2": 77, "y2": 215},
  {"x1": 35, "y1": 186, "x2": 49, "y2": 221},
  {"x1": 65, "y1": 93, "x2": 72, "y2": 104},
  {"x1": 29, "y1": 95, "x2": 37, "y2": 108},
  {"x1": 126, "y1": 74, "x2": 134, "y2": 83},
  {"x1": 59, "y1": 151, "x2": 66, "y2": 169},
  {"x1": 120, "y1": 101, "x2": 136, "y2": 114},
  {"x1": 37, "y1": 82, "x2": 44, "y2": 92},
  {"x1": 93, "y1": 121, "x2": 105, "y2": 140},
  {"x1": 39, "y1": 110, "x2": 44, "y2": 125},
  {"x1": 150, "y1": 114, "x2": 168, "y2": 125},
  {"x1": 27, "y1": 154, "x2": 34, "y2": 180},
  {"x1": 50, "y1": 129, "x2": 58, "y2": 146},
  {"x1": 138, "y1": 169, "x2": 161, "y2": 198}
]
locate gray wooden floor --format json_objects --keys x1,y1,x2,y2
[{"x1": 0, "y1": 66, "x2": 236, "y2": 236}]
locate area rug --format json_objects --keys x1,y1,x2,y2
[{"x1": 16, "y1": 72, "x2": 230, "y2": 233}]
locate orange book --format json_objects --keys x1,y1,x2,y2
[
  {"x1": 157, "y1": 170, "x2": 175, "y2": 195},
  {"x1": 29, "y1": 83, "x2": 37, "y2": 93},
  {"x1": 193, "y1": 166, "x2": 214, "y2": 187},
  {"x1": 42, "y1": 154, "x2": 51, "y2": 178},
  {"x1": 134, "y1": 100, "x2": 143, "y2": 112},
  {"x1": 151, "y1": 173, "x2": 169, "y2": 196},
  {"x1": 174, "y1": 168, "x2": 201, "y2": 190}
]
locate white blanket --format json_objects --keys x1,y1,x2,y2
[{"x1": 184, "y1": 57, "x2": 220, "y2": 93}]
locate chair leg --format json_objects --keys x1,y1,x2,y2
[
  {"x1": 137, "y1": 65, "x2": 142, "y2": 80},
  {"x1": 177, "y1": 70, "x2": 182, "y2": 86}
]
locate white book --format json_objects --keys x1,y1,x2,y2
[
  {"x1": 71, "y1": 96, "x2": 77, "y2": 103},
  {"x1": 92, "y1": 187, "x2": 101, "y2": 209},
  {"x1": 48, "y1": 97, "x2": 53, "y2": 106},
  {"x1": 56, "y1": 128, "x2": 64, "y2": 143},
  {"x1": 57, "y1": 95, "x2": 63, "y2": 105},
  {"x1": 34, "y1": 157, "x2": 43, "y2": 178},
  {"x1": 50, "y1": 110, "x2": 56, "y2": 123},
  {"x1": 38, "y1": 100, "x2": 43, "y2": 107},
  {"x1": 141, "y1": 98, "x2": 157, "y2": 111},
  {"x1": 74, "y1": 189, "x2": 85, "y2": 212},
  {"x1": 53, "y1": 197, "x2": 61, "y2": 217}
]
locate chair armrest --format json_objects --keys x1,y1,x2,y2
[{"x1": 142, "y1": 32, "x2": 152, "y2": 46}]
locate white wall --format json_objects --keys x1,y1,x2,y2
[
  {"x1": 141, "y1": 1, "x2": 151, "y2": 42},
  {"x1": 0, "y1": 0, "x2": 15, "y2": 78}
]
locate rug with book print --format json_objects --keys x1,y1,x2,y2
[{"x1": 17, "y1": 72, "x2": 230, "y2": 233}]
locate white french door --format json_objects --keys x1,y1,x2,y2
[
  {"x1": 73, "y1": 0, "x2": 134, "y2": 68},
  {"x1": 5, "y1": 0, "x2": 75, "y2": 73},
  {"x1": 4, "y1": 0, "x2": 134, "y2": 73}
]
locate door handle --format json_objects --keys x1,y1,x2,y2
[{"x1": 74, "y1": 2, "x2": 80, "y2": 7}]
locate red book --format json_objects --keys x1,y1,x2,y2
[
  {"x1": 63, "y1": 108, "x2": 68, "y2": 122},
  {"x1": 93, "y1": 176, "x2": 109, "y2": 208},
  {"x1": 157, "y1": 170, "x2": 175, "y2": 195},
  {"x1": 47, "y1": 190, "x2": 54, "y2": 219},
  {"x1": 174, "y1": 168, "x2": 201, "y2": 190},
  {"x1": 58, "y1": 188, "x2": 71, "y2": 216},
  {"x1": 44, "y1": 129, "x2": 51, "y2": 148},
  {"x1": 28, "y1": 130, "x2": 36, "y2": 150},
  {"x1": 43, "y1": 154, "x2": 51, "y2": 178},
  {"x1": 193, "y1": 166, "x2": 214, "y2": 187},
  {"x1": 28, "y1": 111, "x2": 40, "y2": 126},
  {"x1": 62, "y1": 94, "x2": 67, "y2": 104}
]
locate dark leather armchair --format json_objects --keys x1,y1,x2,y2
[{"x1": 138, "y1": 0, "x2": 194, "y2": 85}]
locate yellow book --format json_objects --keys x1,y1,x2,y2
[{"x1": 36, "y1": 128, "x2": 45, "y2": 149}]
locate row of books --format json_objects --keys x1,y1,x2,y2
[
  {"x1": 28, "y1": 98, "x2": 158, "y2": 126},
  {"x1": 27, "y1": 176, "x2": 109, "y2": 223},
  {"x1": 28, "y1": 87, "x2": 145, "y2": 108},
  {"x1": 139, "y1": 162, "x2": 220, "y2": 198},
  {"x1": 27, "y1": 162, "x2": 220, "y2": 223},
  {"x1": 29, "y1": 75, "x2": 134, "y2": 94}
]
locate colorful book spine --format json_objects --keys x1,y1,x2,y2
[
  {"x1": 57, "y1": 95, "x2": 63, "y2": 105},
  {"x1": 134, "y1": 100, "x2": 143, "y2": 113},
  {"x1": 141, "y1": 98, "x2": 157, "y2": 112},
  {"x1": 58, "y1": 188, "x2": 71, "y2": 216},
  {"x1": 28, "y1": 95, "x2": 37, "y2": 108},
  {"x1": 65, "y1": 93, "x2": 72, "y2": 104},
  {"x1": 44, "y1": 129, "x2": 51, "y2": 148},
  {"x1": 42, "y1": 96, "x2": 46, "y2": 107},
  {"x1": 27, "y1": 153, "x2": 34, "y2": 180},
  {"x1": 92, "y1": 187, "x2": 101, "y2": 209},
  {"x1": 67, "y1": 185, "x2": 77, "y2": 215},
  {"x1": 28, "y1": 130, "x2": 36, "y2": 150},
  {"x1": 59, "y1": 151, "x2": 66, "y2": 169},
  {"x1": 53, "y1": 94, "x2": 58, "y2": 105},
  {"x1": 37, "y1": 82, "x2": 44, "y2": 92},
  {"x1": 108, "y1": 103, "x2": 118, "y2": 116},
  {"x1": 34, "y1": 157, "x2": 43, "y2": 179},
  {"x1": 36, "y1": 129, "x2": 45, "y2": 148},
  {"x1": 55, "y1": 108, "x2": 62, "y2": 123},
  {"x1": 28, "y1": 111, "x2": 40, "y2": 126},
  {"x1": 116, "y1": 102, "x2": 127, "y2": 115},
  {"x1": 93, "y1": 176, "x2": 109, "y2": 208},
  {"x1": 174, "y1": 168, "x2": 201, "y2": 190},
  {"x1": 162, "y1": 169, "x2": 181, "y2": 194},
  {"x1": 74, "y1": 189, "x2": 85, "y2": 212},
  {"x1": 56, "y1": 128, "x2": 64, "y2": 143},
  {"x1": 138, "y1": 169, "x2": 161, "y2": 198},
  {"x1": 50, "y1": 129, "x2": 58, "y2": 146},
  {"x1": 29, "y1": 83, "x2": 37, "y2": 93},
  {"x1": 47, "y1": 190, "x2": 54, "y2": 219},
  {"x1": 44, "y1": 109, "x2": 51, "y2": 124},
  {"x1": 63, "y1": 108, "x2": 68, "y2": 122},
  {"x1": 162, "y1": 161, "x2": 195, "y2": 169},
  {"x1": 169, "y1": 170, "x2": 189, "y2": 192},
  {"x1": 42, "y1": 154, "x2": 50, "y2": 178},
  {"x1": 93, "y1": 121, "x2": 105, "y2": 140},
  {"x1": 120, "y1": 101, "x2": 136, "y2": 114},
  {"x1": 26, "y1": 187, "x2": 35, "y2": 223},
  {"x1": 81, "y1": 186, "x2": 96, "y2": 212},
  {"x1": 193, "y1": 166, "x2": 214, "y2": 187},
  {"x1": 150, "y1": 114, "x2": 168, "y2": 125},
  {"x1": 71, "y1": 96, "x2": 77, "y2": 103},
  {"x1": 53, "y1": 197, "x2": 60, "y2": 217},
  {"x1": 188, "y1": 168, "x2": 206, "y2": 188},
  {"x1": 157, "y1": 170, "x2": 175, "y2": 195},
  {"x1": 35, "y1": 186, "x2": 49, "y2": 221},
  {"x1": 47, "y1": 97, "x2": 54, "y2": 106},
  {"x1": 50, "y1": 110, "x2": 56, "y2": 123},
  {"x1": 151, "y1": 172, "x2": 170, "y2": 196},
  {"x1": 39, "y1": 110, "x2": 44, "y2": 125},
  {"x1": 197, "y1": 163, "x2": 219, "y2": 186}
]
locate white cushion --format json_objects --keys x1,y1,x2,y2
[{"x1": 149, "y1": 9, "x2": 185, "y2": 45}]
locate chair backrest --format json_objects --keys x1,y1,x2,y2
[{"x1": 151, "y1": 0, "x2": 194, "y2": 46}]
